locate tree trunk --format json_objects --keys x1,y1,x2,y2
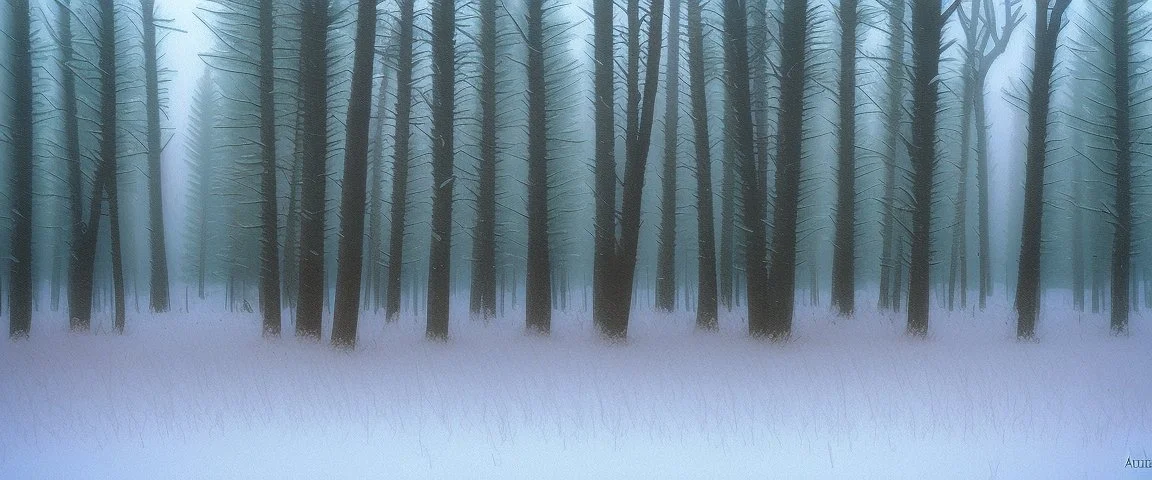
[
  {"x1": 599, "y1": 0, "x2": 666, "y2": 340},
  {"x1": 878, "y1": 0, "x2": 905, "y2": 311},
  {"x1": 1071, "y1": 137, "x2": 1085, "y2": 311},
  {"x1": 949, "y1": 0, "x2": 980, "y2": 312},
  {"x1": 905, "y1": 0, "x2": 946, "y2": 336},
  {"x1": 425, "y1": 0, "x2": 457, "y2": 340},
  {"x1": 974, "y1": 74, "x2": 992, "y2": 308},
  {"x1": 141, "y1": 0, "x2": 171, "y2": 314},
  {"x1": 763, "y1": 0, "x2": 808, "y2": 338},
  {"x1": 591, "y1": 0, "x2": 616, "y2": 334},
  {"x1": 655, "y1": 0, "x2": 681, "y2": 312},
  {"x1": 295, "y1": 0, "x2": 330, "y2": 340},
  {"x1": 7, "y1": 0, "x2": 33, "y2": 337},
  {"x1": 831, "y1": 0, "x2": 858, "y2": 316},
  {"x1": 525, "y1": 0, "x2": 551, "y2": 333},
  {"x1": 470, "y1": 0, "x2": 499, "y2": 319},
  {"x1": 331, "y1": 0, "x2": 377, "y2": 348},
  {"x1": 1015, "y1": 0, "x2": 1071, "y2": 339},
  {"x1": 386, "y1": 0, "x2": 415, "y2": 322},
  {"x1": 718, "y1": 98, "x2": 736, "y2": 311},
  {"x1": 1109, "y1": 0, "x2": 1132, "y2": 334},
  {"x1": 256, "y1": 0, "x2": 281, "y2": 334},
  {"x1": 724, "y1": 0, "x2": 770, "y2": 336},
  {"x1": 366, "y1": 57, "x2": 390, "y2": 312},
  {"x1": 60, "y1": 0, "x2": 88, "y2": 326},
  {"x1": 687, "y1": 0, "x2": 717, "y2": 330}
]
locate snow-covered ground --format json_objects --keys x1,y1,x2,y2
[{"x1": 2, "y1": 293, "x2": 1150, "y2": 479}]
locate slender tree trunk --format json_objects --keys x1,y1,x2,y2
[
  {"x1": 974, "y1": 74, "x2": 992, "y2": 308},
  {"x1": 905, "y1": 0, "x2": 947, "y2": 336},
  {"x1": 655, "y1": 0, "x2": 682, "y2": 312},
  {"x1": 256, "y1": 0, "x2": 281, "y2": 334},
  {"x1": 470, "y1": 0, "x2": 499, "y2": 319},
  {"x1": 591, "y1": 0, "x2": 616, "y2": 334},
  {"x1": 366, "y1": 58, "x2": 390, "y2": 312},
  {"x1": 600, "y1": 0, "x2": 666, "y2": 339},
  {"x1": 831, "y1": 0, "x2": 858, "y2": 316},
  {"x1": 331, "y1": 0, "x2": 377, "y2": 348},
  {"x1": 1109, "y1": 0, "x2": 1132, "y2": 334},
  {"x1": 295, "y1": 0, "x2": 330, "y2": 339},
  {"x1": 141, "y1": 0, "x2": 170, "y2": 313},
  {"x1": 718, "y1": 99, "x2": 736, "y2": 310},
  {"x1": 1015, "y1": 0, "x2": 1071, "y2": 339},
  {"x1": 426, "y1": 0, "x2": 457, "y2": 340},
  {"x1": 949, "y1": 0, "x2": 980, "y2": 312},
  {"x1": 385, "y1": 0, "x2": 415, "y2": 322},
  {"x1": 60, "y1": 0, "x2": 87, "y2": 326},
  {"x1": 7, "y1": 0, "x2": 34, "y2": 337},
  {"x1": 763, "y1": 0, "x2": 808, "y2": 338},
  {"x1": 878, "y1": 0, "x2": 905, "y2": 311},
  {"x1": 525, "y1": 0, "x2": 551, "y2": 333},
  {"x1": 1071, "y1": 140, "x2": 1085, "y2": 311},
  {"x1": 725, "y1": 0, "x2": 770, "y2": 336},
  {"x1": 687, "y1": 0, "x2": 717, "y2": 330}
]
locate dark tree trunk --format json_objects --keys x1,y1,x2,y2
[
  {"x1": 749, "y1": 0, "x2": 770, "y2": 232},
  {"x1": 525, "y1": 0, "x2": 551, "y2": 333},
  {"x1": 366, "y1": 57, "x2": 390, "y2": 312},
  {"x1": 257, "y1": 0, "x2": 281, "y2": 334},
  {"x1": 7, "y1": 0, "x2": 33, "y2": 337},
  {"x1": 1015, "y1": 0, "x2": 1071, "y2": 340},
  {"x1": 687, "y1": 0, "x2": 717, "y2": 330},
  {"x1": 878, "y1": 0, "x2": 905, "y2": 311},
  {"x1": 831, "y1": 0, "x2": 858, "y2": 316},
  {"x1": 295, "y1": 0, "x2": 330, "y2": 340},
  {"x1": 425, "y1": 0, "x2": 457, "y2": 340},
  {"x1": 282, "y1": 127, "x2": 302, "y2": 308},
  {"x1": 905, "y1": 0, "x2": 951, "y2": 337},
  {"x1": 763, "y1": 0, "x2": 808, "y2": 338},
  {"x1": 1109, "y1": 0, "x2": 1132, "y2": 334},
  {"x1": 142, "y1": 0, "x2": 171, "y2": 314},
  {"x1": 60, "y1": 0, "x2": 88, "y2": 323},
  {"x1": 470, "y1": 0, "x2": 499, "y2": 319},
  {"x1": 385, "y1": 0, "x2": 415, "y2": 322},
  {"x1": 655, "y1": 0, "x2": 682, "y2": 312},
  {"x1": 597, "y1": 0, "x2": 666, "y2": 340},
  {"x1": 591, "y1": 0, "x2": 616, "y2": 334},
  {"x1": 331, "y1": 0, "x2": 377, "y2": 348},
  {"x1": 725, "y1": 0, "x2": 770, "y2": 336}
]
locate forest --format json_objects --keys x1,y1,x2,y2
[{"x1": 2, "y1": 0, "x2": 1151, "y2": 476}]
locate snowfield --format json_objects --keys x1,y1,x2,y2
[{"x1": 2, "y1": 293, "x2": 1150, "y2": 479}]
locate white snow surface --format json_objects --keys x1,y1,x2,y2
[{"x1": 2, "y1": 293, "x2": 1150, "y2": 479}]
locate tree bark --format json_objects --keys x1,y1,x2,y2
[
  {"x1": 470, "y1": 0, "x2": 499, "y2": 319},
  {"x1": 426, "y1": 0, "x2": 457, "y2": 340},
  {"x1": 295, "y1": 0, "x2": 330, "y2": 340},
  {"x1": 1109, "y1": 0, "x2": 1132, "y2": 334},
  {"x1": 141, "y1": 0, "x2": 171, "y2": 314},
  {"x1": 763, "y1": 0, "x2": 808, "y2": 338},
  {"x1": 524, "y1": 0, "x2": 552, "y2": 334},
  {"x1": 591, "y1": 0, "x2": 616, "y2": 334},
  {"x1": 831, "y1": 0, "x2": 858, "y2": 316},
  {"x1": 256, "y1": 0, "x2": 281, "y2": 334},
  {"x1": 905, "y1": 0, "x2": 948, "y2": 337},
  {"x1": 331, "y1": 0, "x2": 377, "y2": 348},
  {"x1": 7, "y1": 0, "x2": 33, "y2": 337},
  {"x1": 1015, "y1": 0, "x2": 1071, "y2": 339},
  {"x1": 878, "y1": 0, "x2": 905, "y2": 311},
  {"x1": 655, "y1": 0, "x2": 682, "y2": 312},
  {"x1": 386, "y1": 0, "x2": 415, "y2": 322},
  {"x1": 687, "y1": 0, "x2": 717, "y2": 330}
]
